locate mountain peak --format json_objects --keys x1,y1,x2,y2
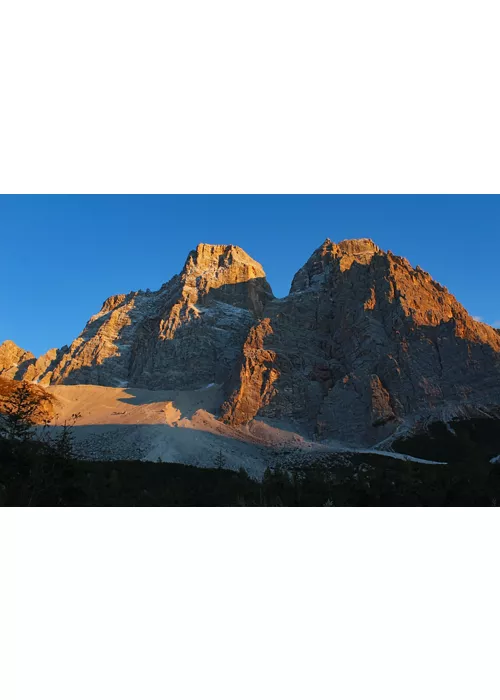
[
  {"x1": 187, "y1": 243, "x2": 266, "y2": 277},
  {"x1": 337, "y1": 237, "x2": 379, "y2": 255},
  {"x1": 6, "y1": 242, "x2": 274, "y2": 389},
  {"x1": 319, "y1": 237, "x2": 379, "y2": 254},
  {"x1": 225, "y1": 238, "x2": 500, "y2": 444},
  {"x1": 181, "y1": 243, "x2": 273, "y2": 313},
  {"x1": 290, "y1": 237, "x2": 381, "y2": 293}
]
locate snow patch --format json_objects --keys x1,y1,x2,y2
[{"x1": 354, "y1": 448, "x2": 447, "y2": 465}]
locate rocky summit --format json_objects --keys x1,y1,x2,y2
[
  {"x1": 2, "y1": 238, "x2": 500, "y2": 447},
  {"x1": 221, "y1": 238, "x2": 500, "y2": 444},
  {"x1": 4, "y1": 244, "x2": 273, "y2": 391}
]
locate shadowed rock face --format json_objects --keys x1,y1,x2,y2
[
  {"x1": 3, "y1": 238, "x2": 500, "y2": 446},
  {"x1": 221, "y1": 238, "x2": 500, "y2": 443}
]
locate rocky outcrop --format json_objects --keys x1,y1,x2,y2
[
  {"x1": 0, "y1": 341, "x2": 63, "y2": 385},
  {"x1": 220, "y1": 318, "x2": 280, "y2": 424},
  {"x1": 0, "y1": 340, "x2": 35, "y2": 379}
]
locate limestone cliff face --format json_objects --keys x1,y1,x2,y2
[
  {"x1": 124, "y1": 245, "x2": 273, "y2": 390},
  {"x1": 220, "y1": 318, "x2": 279, "y2": 425},
  {"x1": 3, "y1": 238, "x2": 500, "y2": 447},
  {"x1": 12, "y1": 244, "x2": 274, "y2": 390},
  {"x1": 221, "y1": 238, "x2": 500, "y2": 443}
]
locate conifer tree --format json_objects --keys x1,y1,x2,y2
[{"x1": 0, "y1": 382, "x2": 47, "y2": 441}]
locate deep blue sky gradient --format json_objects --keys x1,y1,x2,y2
[{"x1": 1, "y1": 195, "x2": 499, "y2": 356}]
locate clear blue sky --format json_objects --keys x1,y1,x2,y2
[{"x1": 1, "y1": 195, "x2": 499, "y2": 357}]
